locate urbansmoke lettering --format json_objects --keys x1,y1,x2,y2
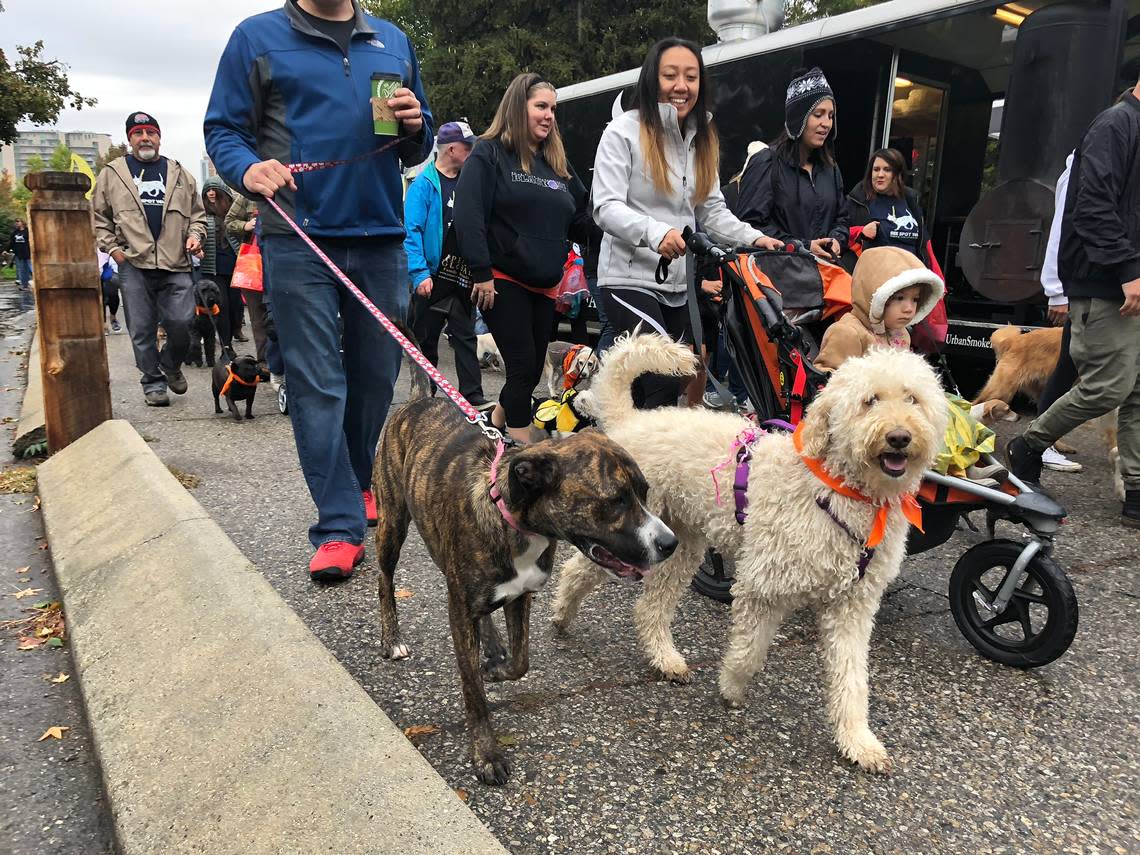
[{"x1": 945, "y1": 333, "x2": 993, "y2": 350}]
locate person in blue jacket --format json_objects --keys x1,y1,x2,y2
[
  {"x1": 404, "y1": 121, "x2": 489, "y2": 409},
  {"x1": 204, "y1": 0, "x2": 433, "y2": 582}
]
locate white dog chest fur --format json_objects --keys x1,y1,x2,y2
[{"x1": 494, "y1": 534, "x2": 554, "y2": 603}]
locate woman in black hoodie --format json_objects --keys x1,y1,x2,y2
[{"x1": 454, "y1": 72, "x2": 591, "y2": 443}]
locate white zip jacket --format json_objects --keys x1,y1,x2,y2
[
  {"x1": 1040, "y1": 152, "x2": 1073, "y2": 307},
  {"x1": 592, "y1": 105, "x2": 766, "y2": 295}
]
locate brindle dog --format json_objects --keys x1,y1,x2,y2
[{"x1": 373, "y1": 395, "x2": 676, "y2": 786}]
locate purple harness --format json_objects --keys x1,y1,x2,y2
[{"x1": 815, "y1": 494, "x2": 875, "y2": 579}]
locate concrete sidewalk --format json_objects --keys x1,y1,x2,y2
[{"x1": 36, "y1": 420, "x2": 507, "y2": 854}]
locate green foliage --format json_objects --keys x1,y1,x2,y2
[
  {"x1": 0, "y1": 40, "x2": 97, "y2": 145},
  {"x1": 361, "y1": 0, "x2": 713, "y2": 130},
  {"x1": 48, "y1": 143, "x2": 73, "y2": 171},
  {"x1": 785, "y1": 0, "x2": 885, "y2": 26}
]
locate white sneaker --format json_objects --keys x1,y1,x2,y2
[
  {"x1": 1042, "y1": 446, "x2": 1083, "y2": 472},
  {"x1": 270, "y1": 373, "x2": 284, "y2": 392}
]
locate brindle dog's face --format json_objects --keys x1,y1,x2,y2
[{"x1": 508, "y1": 431, "x2": 676, "y2": 579}]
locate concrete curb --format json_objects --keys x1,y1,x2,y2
[
  {"x1": 13, "y1": 322, "x2": 45, "y2": 457},
  {"x1": 38, "y1": 420, "x2": 508, "y2": 855}
]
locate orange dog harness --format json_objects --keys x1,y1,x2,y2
[
  {"x1": 219, "y1": 364, "x2": 260, "y2": 397},
  {"x1": 793, "y1": 423, "x2": 922, "y2": 570},
  {"x1": 196, "y1": 304, "x2": 221, "y2": 317}
]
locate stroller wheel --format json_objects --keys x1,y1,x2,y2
[
  {"x1": 277, "y1": 381, "x2": 288, "y2": 415},
  {"x1": 949, "y1": 539, "x2": 1078, "y2": 668},
  {"x1": 691, "y1": 548, "x2": 734, "y2": 604}
]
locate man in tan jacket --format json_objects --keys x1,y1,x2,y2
[{"x1": 93, "y1": 111, "x2": 207, "y2": 407}]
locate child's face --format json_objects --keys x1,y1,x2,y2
[{"x1": 882, "y1": 286, "x2": 922, "y2": 331}]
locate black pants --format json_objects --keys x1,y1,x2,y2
[
  {"x1": 102, "y1": 275, "x2": 121, "y2": 317},
  {"x1": 1038, "y1": 319, "x2": 1077, "y2": 413},
  {"x1": 214, "y1": 273, "x2": 243, "y2": 346},
  {"x1": 408, "y1": 292, "x2": 484, "y2": 401},
  {"x1": 481, "y1": 280, "x2": 555, "y2": 428},
  {"x1": 602, "y1": 287, "x2": 690, "y2": 409}
]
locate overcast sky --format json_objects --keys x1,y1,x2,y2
[{"x1": 3, "y1": 0, "x2": 289, "y2": 178}]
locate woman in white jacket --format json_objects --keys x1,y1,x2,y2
[{"x1": 592, "y1": 37, "x2": 782, "y2": 409}]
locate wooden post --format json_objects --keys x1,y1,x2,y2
[{"x1": 25, "y1": 171, "x2": 112, "y2": 453}]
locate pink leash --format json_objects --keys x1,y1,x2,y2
[{"x1": 261, "y1": 144, "x2": 520, "y2": 526}]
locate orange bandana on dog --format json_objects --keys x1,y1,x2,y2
[
  {"x1": 793, "y1": 422, "x2": 922, "y2": 548},
  {"x1": 219, "y1": 365, "x2": 260, "y2": 398}
]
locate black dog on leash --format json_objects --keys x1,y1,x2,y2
[
  {"x1": 212, "y1": 346, "x2": 270, "y2": 421},
  {"x1": 187, "y1": 278, "x2": 223, "y2": 367}
]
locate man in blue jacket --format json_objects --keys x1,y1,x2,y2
[
  {"x1": 405, "y1": 121, "x2": 489, "y2": 409},
  {"x1": 204, "y1": 0, "x2": 434, "y2": 581}
]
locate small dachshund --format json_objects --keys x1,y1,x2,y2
[
  {"x1": 187, "y1": 278, "x2": 223, "y2": 367},
  {"x1": 212, "y1": 347, "x2": 270, "y2": 421}
]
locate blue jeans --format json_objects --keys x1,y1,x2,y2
[
  {"x1": 14, "y1": 257, "x2": 32, "y2": 286},
  {"x1": 117, "y1": 262, "x2": 195, "y2": 393},
  {"x1": 263, "y1": 234, "x2": 409, "y2": 548}
]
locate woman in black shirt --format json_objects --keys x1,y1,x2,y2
[
  {"x1": 454, "y1": 72, "x2": 591, "y2": 443},
  {"x1": 846, "y1": 147, "x2": 937, "y2": 269}
]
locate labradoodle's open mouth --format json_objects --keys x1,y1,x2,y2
[
  {"x1": 585, "y1": 543, "x2": 649, "y2": 579},
  {"x1": 878, "y1": 451, "x2": 910, "y2": 478}
]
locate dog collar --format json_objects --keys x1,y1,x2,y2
[
  {"x1": 219, "y1": 365, "x2": 260, "y2": 398},
  {"x1": 488, "y1": 439, "x2": 537, "y2": 536},
  {"x1": 792, "y1": 422, "x2": 923, "y2": 550}
]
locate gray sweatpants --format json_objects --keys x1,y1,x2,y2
[
  {"x1": 1024, "y1": 296, "x2": 1140, "y2": 491},
  {"x1": 118, "y1": 262, "x2": 195, "y2": 393}
]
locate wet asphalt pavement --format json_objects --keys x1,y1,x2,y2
[
  {"x1": 102, "y1": 325, "x2": 1137, "y2": 855},
  {"x1": 0, "y1": 289, "x2": 115, "y2": 855}
]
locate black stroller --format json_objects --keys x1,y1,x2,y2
[{"x1": 685, "y1": 230, "x2": 1077, "y2": 668}]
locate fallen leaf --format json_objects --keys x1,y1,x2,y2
[
  {"x1": 12, "y1": 588, "x2": 43, "y2": 600},
  {"x1": 37, "y1": 542, "x2": 48, "y2": 551},
  {"x1": 394, "y1": 589, "x2": 414, "y2": 599},
  {"x1": 45, "y1": 637, "x2": 64, "y2": 648},
  {"x1": 50, "y1": 673, "x2": 70, "y2": 683},
  {"x1": 496, "y1": 734, "x2": 518, "y2": 748},
  {"x1": 37, "y1": 726, "x2": 69, "y2": 741},
  {"x1": 18, "y1": 637, "x2": 43, "y2": 650},
  {"x1": 523, "y1": 791, "x2": 538, "y2": 807},
  {"x1": 403, "y1": 724, "x2": 440, "y2": 740},
  {"x1": 454, "y1": 788, "x2": 469, "y2": 802},
  {"x1": 15, "y1": 566, "x2": 30, "y2": 574},
  {"x1": 31, "y1": 495, "x2": 41, "y2": 512}
]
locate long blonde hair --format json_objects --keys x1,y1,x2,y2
[
  {"x1": 633, "y1": 38, "x2": 719, "y2": 204},
  {"x1": 482, "y1": 73, "x2": 571, "y2": 179}
]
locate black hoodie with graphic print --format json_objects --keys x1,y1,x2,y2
[{"x1": 453, "y1": 137, "x2": 592, "y2": 289}]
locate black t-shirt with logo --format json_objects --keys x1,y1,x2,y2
[
  {"x1": 126, "y1": 154, "x2": 168, "y2": 242},
  {"x1": 438, "y1": 171, "x2": 459, "y2": 233},
  {"x1": 868, "y1": 194, "x2": 921, "y2": 255}
]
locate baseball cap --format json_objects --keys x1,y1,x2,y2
[{"x1": 436, "y1": 121, "x2": 476, "y2": 146}]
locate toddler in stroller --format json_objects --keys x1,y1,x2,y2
[{"x1": 686, "y1": 230, "x2": 1077, "y2": 668}]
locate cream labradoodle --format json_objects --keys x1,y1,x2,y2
[{"x1": 551, "y1": 334, "x2": 947, "y2": 772}]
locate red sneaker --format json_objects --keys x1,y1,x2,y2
[
  {"x1": 309, "y1": 541, "x2": 365, "y2": 581},
  {"x1": 362, "y1": 490, "x2": 378, "y2": 527}
]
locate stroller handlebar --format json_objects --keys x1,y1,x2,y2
[{"x1": 683, "y1": 228, "x2": 820, "y2": 263}]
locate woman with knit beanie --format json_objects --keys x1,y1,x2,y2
[{"x1": 735, "y1": 67, "x2": 850, "y2": 269}]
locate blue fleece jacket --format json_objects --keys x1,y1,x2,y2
[
  {"x1": 403, "y1": 161, "x2": 443, "y2": 288},
  {"x1": 203, "y1": 0, "x2": 433, "y2": 239}
]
